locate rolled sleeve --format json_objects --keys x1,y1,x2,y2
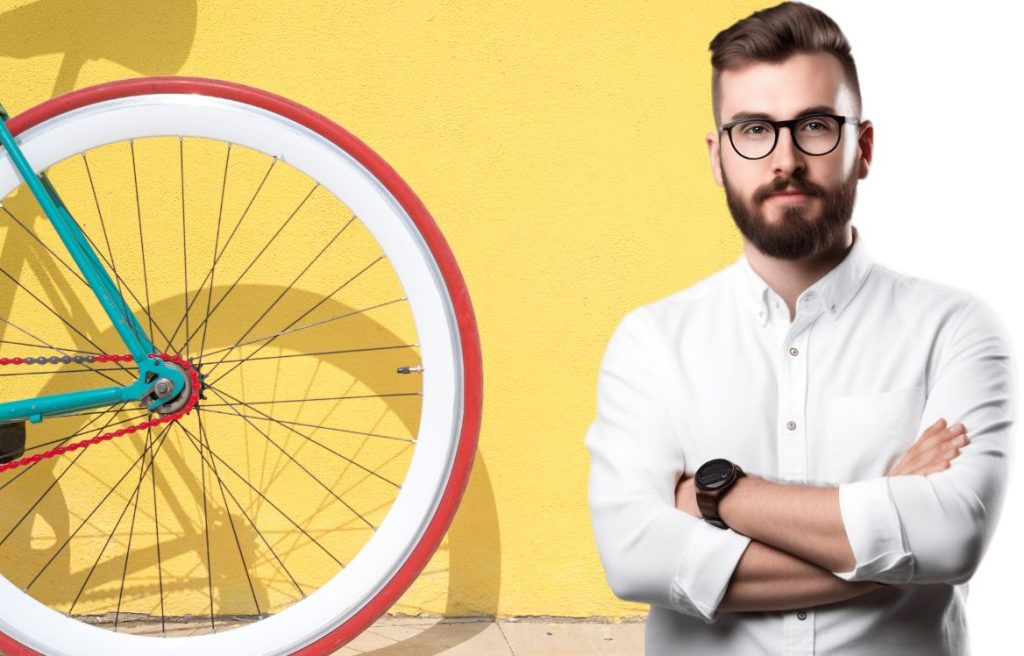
[
  {"x1": 831, "y1": 296, "x2": 1016, "y2": 584},
  {"x1": 586, "y1": 309, "x2": 750, "y2": 621},
  {"x1": 833, "y1": 477, "x2": 913, "y2": 583},
  {"x1": 672, "y1": 520, "x2": 752, "y2": 622}
]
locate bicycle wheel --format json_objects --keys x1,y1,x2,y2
[{"x1": 0, "y1": 77, "x2": 481, "y2": 655}]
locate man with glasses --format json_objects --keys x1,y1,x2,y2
[{"x1": 585, "y1": 2, "x2": 1014, "y2": 655}]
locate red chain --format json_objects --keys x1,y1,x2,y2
[{"x1": 0, "y1": 353, "x2": 200, "y2": 473}]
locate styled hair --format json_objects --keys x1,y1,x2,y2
[{"x1": 709, "y1": 2, "x2": 861, "y2": 129}]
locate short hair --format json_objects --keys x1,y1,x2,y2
[{"x1": 709, "y1": 1, "x2": 862, "y2": 130}]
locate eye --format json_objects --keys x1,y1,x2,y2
[
  {"x1": 798, "y1": 116, "x2": 838, "y2": 133},
  {"x1": 739, "y1": 121, "x2": 772, "y2": 136}
]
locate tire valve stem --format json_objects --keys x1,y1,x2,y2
[{"x1": 396, "y1": 365, "x2": 424, "y2": 374}]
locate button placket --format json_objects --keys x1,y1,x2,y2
[
  {"x1": 784, "y1": 607, "x2": 815, "y2": 656},
  {"x1": 780, "y1": 326, "x2": 811, "y2": 483},
  {"x1": 780, "y1": 325, "x2": 814, "y2": 655}
]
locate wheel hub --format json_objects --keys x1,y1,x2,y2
[{"x1": 144, "y1": 360, "x2": 206, "y2": 414}]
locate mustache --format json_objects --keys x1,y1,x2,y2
[{"x1": 755, "y1": 177, "x2": 825, "y2": 204}]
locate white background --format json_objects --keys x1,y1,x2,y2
[{"x1": 808, "y1": 2, "x2": 1022, "y2": 652}]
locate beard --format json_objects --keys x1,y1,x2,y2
[{"x1": 722, "y1": 165, "x2": 857, "y2": 260}]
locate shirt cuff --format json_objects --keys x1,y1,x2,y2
[
  {"x1": 669, "y1": 519, "x2": 752, "y2": 623},
  {"x1": 832, "y1": 477, "x2": 914, "y2": 583}
]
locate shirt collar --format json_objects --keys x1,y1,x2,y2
[{"x1": 734, "y1": 225, "x2": 874, "y2": 326}]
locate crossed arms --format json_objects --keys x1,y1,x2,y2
[
  {"x1": 674, "y1": 414, "x2": 973, "y2": 612},
  {"x1": 585, "y1": 298, "x2": 1015, "y2": 622}
]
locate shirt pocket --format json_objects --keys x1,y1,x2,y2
[{"x1": 824, "y1": 385, "x2": 926, "y2": 482}]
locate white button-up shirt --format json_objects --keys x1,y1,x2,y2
[{"x1": 585, "y1": 226, "x2": 1016, "y2": 655}]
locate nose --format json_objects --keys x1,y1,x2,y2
[{"x1": 769, "y1": 125, "x2": 805, "y2": 176}]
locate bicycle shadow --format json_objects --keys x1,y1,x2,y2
[
  {"x1": 0, "y1": 234, "x2": 500, "y2": 635},
  {"x1": 0, "y1": 0, "x2": 197, "y2": 96}
]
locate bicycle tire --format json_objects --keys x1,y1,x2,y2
[{"x1": 0, "y1": 77, "x2": 481, "y2": 655}]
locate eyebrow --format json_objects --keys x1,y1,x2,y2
[{"x1": 727, "y1": 105, "x2": 838, "y2": 122}]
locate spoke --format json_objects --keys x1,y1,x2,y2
[
  {"x1": 179, "y1": 182, "x2": 320, "y2": 356},
  {"x1": 195, "y1": 414, "x2": 263, "y2": 618},
  {"x1": 0, "y1": 410, "x2": 149, "y2": 463},
  {"x1": 130, "y1": 140, "x2": 156, "y2": 349},
  {"x1": 198, "y1": 407, "x2": 416, "y2": 443},
  {"x1": 203, "y1": 343, "x2": 416, "y2": 365},
  {"x1": 26, "y1": 422, "x2": 175, "y2": 593},
  {"x1": 198, "y1": 413, "x2": 214, "y2": 631},
  {"x1": 181, "y1": 137, "x2": 190, "y2": 361},
  {"x1": 162, "y1": 154, "x2": 278, "y2": 352},
  {"x1": 0, "y1": 316, "x2": 130, "y2": 387},
  {"x1": 195, "y1": 143, "x2": 231, "y2": 363},
  {"x1": 0, "y1": 366, "x2": 135, "y2": 378},
  {"x1": 176, "y1": 422, "x2": 306, "y2": 598},
  {"x1": 115, "y1": 425, "x2": 156, "y2": 631},
  {"x1": 150, "y1": 426, "x2": 167, "y2": 635},
  {"x1": 81, "y1": 152, "x2": 173, "y2": 350},
  {"x1": 199, "y1": 392, "x2": 420, "y2": 406},
  {"x1": 198, "y1": 257, "x2": 387, "y2": 368},
  {"x1": 0, "y1": 407, "x2": 129, "y2": 490},
  {"x1": 206, "y1": 388, "x2": 381, "y2": 528},
  {"x1": 0, "y1": 272, "x2": 137, "y2": 382},
  {"x1": 177, "y1": 420, "x2": 345, "y2": 566},
  {"x1": 0, "y1": 337, "x2": 97, "y2": 354},
  {"x1": 208, "y1": 385, "x2": 399, "y2": 492},
  {"x1": 0, "y1": 407, "x2": 128, "y2": 544},
  {"x1": 0, "y1": 204, "x2": 88, "y2": 287},
  {"x1": 205, "y1": 298, "x2": 402, "y2": 388},
  {"x1": 190, "y1": 214, "x2": 356, "y2": 376},
  {"x1": 67, "y1": 428, "x2": 159, "y2": 614}
]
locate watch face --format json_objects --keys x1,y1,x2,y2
[{"x1": 696, "y1": 459, "x2": 735, "y2": 490}]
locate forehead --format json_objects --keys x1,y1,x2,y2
[{"x1": 719, "y1": 51, "x2": 857, "y2": 122}]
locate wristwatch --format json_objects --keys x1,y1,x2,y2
[{"x1": 695, "y1": 458, "x2": 746, "y2": 529}]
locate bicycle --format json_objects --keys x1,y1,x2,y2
[{"x1": 0, "y1": 76, "x2": 482, "y2": 655}]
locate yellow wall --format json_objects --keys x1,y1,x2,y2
[{"x1": 0, "y1": 0, "x2": 766, "y2": 618}]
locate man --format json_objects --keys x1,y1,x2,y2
[{"x1": 585, "y1": 2, "x2": 1015, "y2": 655}]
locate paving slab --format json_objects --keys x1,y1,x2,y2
[{"x1": 336, "y1": 617, "x2": 645, "y2": 655}]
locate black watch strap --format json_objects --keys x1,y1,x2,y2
[{"x1": 695, "y1": 459, "x2": 745, "y2": 529}]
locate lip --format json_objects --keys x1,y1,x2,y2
[{"x1": 767, "y1": 191, "x2": 812, "y2": 203}]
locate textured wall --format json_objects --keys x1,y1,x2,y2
[{"x1": 0, "y1": 0, "x2": 765, "y2": 618}]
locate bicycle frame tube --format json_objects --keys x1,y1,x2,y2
[{"x1": 0, "y1": 109, "x2": 184, "y2": 422}]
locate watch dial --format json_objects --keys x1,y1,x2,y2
[{"x1": 696, "y1": 459, "x2": 734, "y2": 490}]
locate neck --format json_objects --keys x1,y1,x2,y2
[{"x1": 744, "y1": 225, "x2": 856, "y2": 321}]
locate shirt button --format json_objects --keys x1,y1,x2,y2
[
  {"x1": 789, "y1": 347, "x2": 799, "y2": 356},
  {"x1": 797, "y1": 611, "x2": 807, "y2": 620},
  {"x1": 786, "y1": 421, "x2": 797, "y2": 431}
]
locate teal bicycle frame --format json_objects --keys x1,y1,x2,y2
[{"x1": 0, "y1": 103, "x2": 185, "y2": 423}]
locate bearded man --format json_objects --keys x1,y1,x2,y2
[{"x1": 585, "y1": 3, "x2": 1016, "y2": 655}]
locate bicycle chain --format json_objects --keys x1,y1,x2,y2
[{"x1": 0, "y1": 353, "x2": 200, "y2": 473}]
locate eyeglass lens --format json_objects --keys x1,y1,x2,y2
[{"x1": 731, "y1": 115, "x2": 841, "y2": 158}]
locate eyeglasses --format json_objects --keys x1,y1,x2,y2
[{"x1": 720, "y1": 114, "x2": 861, "y2": 160}]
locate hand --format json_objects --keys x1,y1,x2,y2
[
  {"x1": 674, "y1": 474, "x2": 701, "y2": 518},
  {"x1": 887, "y1": 418, "x2": 969, "y2": 477}
]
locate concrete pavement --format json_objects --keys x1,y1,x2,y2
[{"x1": 335, "y1": 617, "x2": 646, "y2": 655}]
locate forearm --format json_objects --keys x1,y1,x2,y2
[
  {"x1": 719, "y1": 538, "x2": 880, "y2": 613},
  {"x1": 718, "y1": 476, "x2": 856, "y2": 574}
]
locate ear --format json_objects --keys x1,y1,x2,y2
[
  {"x1": 707, "y1": 130, "x2": 724, "y2": 187},
  {"x1": 856, "y1": 119, "x2": 873, "y2": 179}
]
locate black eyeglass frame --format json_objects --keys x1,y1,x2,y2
[{"x1": 720, "y1": 114, "x2": 861, "y2": 160}]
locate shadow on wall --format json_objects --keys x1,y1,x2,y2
[
  {"x1": 0, "y1": 0, "x2": 197, "y2": 95},
  {"x1": 0, "y1": 0, "x2": 501, "y2": 646}
]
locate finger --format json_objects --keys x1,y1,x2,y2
[
  {"x1": 920, "y1": 422, "x2": 967, "y2": 451},
  {"x1": 949, "y1": 432, "x2": 969, "y2": 447},
  {"x1": 922, "y1": 460, "x2": 952, "y2": 476},
  {"x1": 920, "y1": 439, "x2": 965, "y2": 467},
  {"x1": 920, "y1": 417, "x2": 948, "y2": 438}
]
